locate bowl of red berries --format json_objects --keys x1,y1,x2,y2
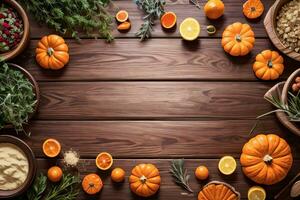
[{"x1": 0, "y1": 0, "x2": 30, "y2": 61}]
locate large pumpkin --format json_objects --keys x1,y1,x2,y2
[
  {"x1": 129, "y1": 163, "x2": 161, "y2": 197},
  {"x1": 253, "y1": 50, "x2": 284, "y2": 80},
  {"x1": 36, "y1": 34, "x2": 69, "y2": 70},
  {"x1": 240, "y1": 134, "x2": 293, "y2": 185},
  {"x1": 221, "y1": 22, "x2": 255, "y2": 56}
]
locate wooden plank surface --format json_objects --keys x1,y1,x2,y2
[
  {"x1": 35, "y1": 158, "x2": 300, "y2": 200},
  {"x1": 17, "y1": 39, "x2": 299, "y2": 81},
  {"x1": 28, "y1": 0, "x2": 273, "y2": 38},
  {"x1": 17, "y1": 120, "x2": 299, "y2": 159},
  {"x1": 34, "y1": 82, "x2": 273, "y2": 120}
]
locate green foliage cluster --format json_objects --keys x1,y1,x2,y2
[
  {"x1": 19, "y1": 173, "x2": 80, "y2": 200},
  {"x1": 19, "y1": 0, "x2": 113, "y2": 41},
  {"x1": 0, "y1": 62, "x2": 36, "y2": 132},
  {"x1": 135, "y1": 0, "x2": 165, "y2": 41}
]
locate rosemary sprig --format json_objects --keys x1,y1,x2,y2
[
  {"x1": 44, "y1": 174, "x2": 80, "y2": 200},
  {"x1": 170, "y1": 159, "x2": 194, "y2": 194},
  {"x1": 259, "y1": 91, "x2": 300, "y2": 122},
  {"x1": 251, "y1": 91, "x2": 300, "y2": 134},
  {"x1": 134, "y1": 0, "x2": 165, "y2": 41}
]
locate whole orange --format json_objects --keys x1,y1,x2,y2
[
  {"x1": 48, "y1": 166, "x2": 63, "y2": 182},
  {"x1": 195, "y1": 166, "x2": 209, "y2": 180},
  {"x1": 111, "y1": 167, "x2": 126, "y2": 182},
  {"x1": 204, "y1": 0, "x2": 225, "y2": 20}
]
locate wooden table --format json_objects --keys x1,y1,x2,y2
[{"x1": 11, "y1": 0, "x2": 300, "y2": 199}]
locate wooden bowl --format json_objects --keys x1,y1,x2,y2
[
  {"x1": 0, "y1": 135, "x2": 37, "y2": 199},
  {"x1": 264, "y1": 0, "x2": 300, "y2": 61},
  {"x1": 3, "y1": 63, "x2": 40, "y2": 129},
  {"x1": 276, "y1": 68, "x2": 300, "y2": 136},
  {"x1": 0, "y1": 0, "x2": 30, "y2": 61}
]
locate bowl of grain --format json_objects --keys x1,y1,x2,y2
[
  {"x1": 0, "y1": 135, "x2": 36, "y2": 199},
  {"x1": 264, "y1": 0, "x2": 300, "y2": 62}
]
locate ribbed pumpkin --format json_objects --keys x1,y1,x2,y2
[
  {"x1": 222, "y1": 22, "x2": 255, "y2": 56},
  {"x1": 240, "y1": 134, "x2": 293, "y2": 185},
  {"x1": 36, "y1": 34, "x2": 69, "y2": 70},
  {"x1": 243, "y1": 0, "x2": 264, "y2": 19},
  {"x1": 253, "y1": 50, "x2": 284, "y2": 80},
  {"x1": 82, "y1": 174, "x2": 103, "y2": 195},
  {"x1": 129, "y1": 164, "x2": 161, "y2": 197},
  {"x1": 198, "y1": 182, "x2": 240, "y2": 200}
]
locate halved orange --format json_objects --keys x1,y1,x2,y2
[
  {"x1": 43, "y1": 138, "x2": 61, "y2": 158},
  {"x1": 161, "y1": 12, "x2": 177, "y2": 29},
  {"x1": 96, "y1": 152, "x2": 113, "y2": 170},
  {"x1": 116, "y1": 10, "x2": 129, "y2": 23}
]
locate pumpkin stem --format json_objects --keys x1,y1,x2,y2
[
  {"x1": 267, "y1": 60, "x2": 273, "y2": 68},
  {"x1": 251, "y1": 6, "x2": 256, "y2": 12},
  {"x1": 47, "y1": 47, "x2": 54, "y2": 56},
  {"x1": 140, "y1": 175, "x2": 147, "y2": 184},
  {"x1": 235, "y1": 34, "x2": 242, "y2": 42},
  {"x1": 263, "y1": 154, "x2": 273, "y2": 163}
]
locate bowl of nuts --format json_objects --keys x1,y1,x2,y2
[{"x1": 264, "y1": 0, "x2": 300, "y2": 62}]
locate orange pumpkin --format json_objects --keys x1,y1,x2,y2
[
  {"x1": 129, "y1": 164, "x2": 161, "y2": 197},
  {"x1": 222, "y1": 22, "x2": 255, "y2": 56},
  {"x1": 240, "y1": 134, "x2": 293, "y2": 185},
  {"x1": 204, "y1": 0, "x2": 225, "y2": 20},
  {"x1": 82, "y1": 173, "x2": 103, "y2": 195},
  {"x1": 253, "y1": 50, "x2": 284, "y2": 80},
  {"x1": 243, "y1": 0, "x2": 264, "y2": 19},
  {"x1": 198, "y1": 182, "x2": 240, "y2": 200},
  {"x1": 36, "y1": 34, "x2": 69, "y2": 70}
]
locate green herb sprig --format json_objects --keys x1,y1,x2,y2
[
  {"x1": 0, "y1": 62, "x2": 36, "y2": 133},
  {"x1": 19, "y1": 173, "x2": 80, "y2": 200},
  {"x1": 19, "y1": 0, "x2": 114, "y2": 41},
  {"x1": 170, "y1": 159, "x2": 194, "y2": 194},
  {"x1": 135, "y1": 0, "x2": 165, "y2": 41}
]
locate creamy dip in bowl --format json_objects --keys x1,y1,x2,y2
[{"x1": 0, "y1": 135, "x2": 36, "y2": 199}]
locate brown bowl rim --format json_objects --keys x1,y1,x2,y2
[
  {"x1": 0, "y1": 135, "x2": 37, "y2": 198},
  {"x1": 264, "y1": 0, "x2": 300, "y2": 61},
  {"x1": 3, "y1": 63, "x2": 40, "y2": 129},
  {"x1": 276, "y1": 68, "x2": 300, "y2": 136},
  {"x1": 0, "y1": 0, "x2": 30, "y2": 61}
]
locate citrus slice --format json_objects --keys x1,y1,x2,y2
[
  {"x1": 161, "y1": 12, "x2": 177, "y2": 29},
  {"x1": 179, "y1": 18, "x2": 200, "y2": 41},
  {"x1": 43, "y1": 138, "x2": 61, "y2": 158},
  {"x1": 116, "y1": 10, "x2": 129, "y2": 23},
  {"x1": 96, "y1": 152, "x2": 113, "y2": 170},
  {"x1": 218, "y1": 156, "x2": 237, "y2": 175},
  {"x1": 248, "y1": 186, "x2": 266, "y2": 200}
]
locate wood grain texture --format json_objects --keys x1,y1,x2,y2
[
  {"x1": 35, "y1": 158, "x2": 300, "y2": 200},
  {"x1": 33, "y1": 82, "x2": 275, "y2": 120},
  {"x1": 16, "y1": 39, "x2": 299, "y2": 81},
  {"x1": 12, "y1": 120, "x2": 299, "y2": 159},
  {"x1": 28, "y1": 0, "x2": 273, "y2": 39}
]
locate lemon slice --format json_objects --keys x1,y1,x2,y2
[
  {"x1": 248, "y1": 186, "x2": 266, "y2": 200},
  {"x1": 179, "y1": 18, "x2": 200, "y2": 41},
  {"x1": 218, "y1": 156, "x2": 237, "y2": 175}
]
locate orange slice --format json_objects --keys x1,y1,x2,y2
[
  {"x1": 43, "y1": 138, "x2": 61, "y2": 158},
  {"x1": 96, "y1": 152, "x2": 113, "y2": 170},
  {"x1": 116, "y1": 10, "x2": 129, "y2": 23},
  {"x1": 161, "y1": 12, "x2": 177, "y2": 29}
]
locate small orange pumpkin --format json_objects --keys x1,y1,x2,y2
[
  {"x1": 204, "y1": 0, "x2": 225, "y2": 20},
  {"x1": 222, "y1": 22, "x2": 255, "y2": 56},
  {"x1": 36, "y1": 34, "x2": 69, "y2": 70},
  {"x1": 129, "y1": 164, "x2": 161, "y2": 197},
  {"x1": 240, "y1": 134, "x2": 293, "y2": 185},
  {"x1": 253, "y1": 50, "x2": 284, "y2": 80},
  {"x1": 243, "y1": 0, "x2": 264, "y2": 19},
  {"x1": 82, "y1": 173, "x2": 103, "y2": 195}
]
